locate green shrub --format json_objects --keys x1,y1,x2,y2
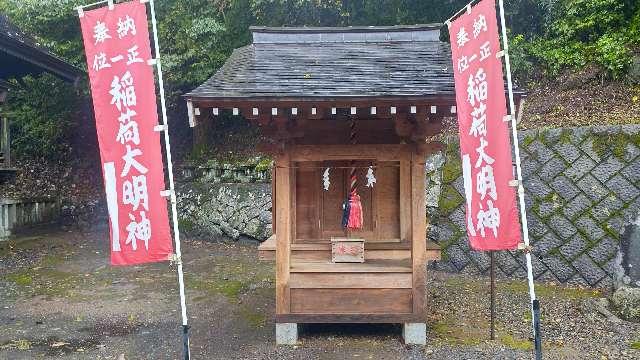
[
  {"x1": 2, "y1": 74, "x2": 77, "y2": 159},
  {"x1": 524, "y1": 0, "x2": 639, "y2": 79},
  {"x1": 594, "y1": 32, "x2": 633, "y2": 78}
]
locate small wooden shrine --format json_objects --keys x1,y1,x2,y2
[{"x1": 186, "y1": 25, "x2": 458, "y2": 345}]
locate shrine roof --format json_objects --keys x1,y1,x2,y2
[
  {"x1": 0, "y1": 14, "x2": 82, "y2": 83},
  {"x1": 185, "y1": 25, "x2": 460, "y2": 102}
]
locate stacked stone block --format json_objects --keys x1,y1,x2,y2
[{"x1": 427, "y1": 125, "x2": 640, "y2": 288}]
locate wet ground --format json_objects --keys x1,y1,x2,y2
[{"x1": 1, "y1": 227, "x2": 639, "y2": 359}]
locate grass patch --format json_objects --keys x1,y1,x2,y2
[
  {"x1": 501, "y1": 280, "x2": 601, "y2": 299},
  {"x1": 443, "y1": 277, "x2": 483, "y2": 291},
  {"x1": 630, "y1": 340, "x2": 640, "y2": 350},
  {"x1": 0, "y1": 236, "x2": 47, "y2": 256},
  {"x1": 184, "y1": 274, "x2": 247, "y2": 300},
  {"x1": 430, "y1": 320, "x2": 483, "y2": 346},
  {"x1": 239, "y1": 306, "x2": 267, "y2": 329},
  {"x1": 6, "y1": 273, "x2": 33, "y2": 286},
  {"x1": 2, "y1": 254, "x2": 84, "y2": 299},
  {"x1": 500, "y1": 334, "x2": 533, "y2": 350},
  {"x1": 0, "y1": 339, "x2": 32, "y2": 351}
]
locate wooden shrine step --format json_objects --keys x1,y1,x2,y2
[
  {"x1": 258, "y1": 235, "x2": 441, "y2": 261},
  {"x1": 290, "y1": 258, "x2": 412, "y2": 273}
]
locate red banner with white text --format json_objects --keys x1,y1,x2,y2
[
  {"x1": 448, "y1": 0, "x2": 521, "y2": 250},
  {"x1": 79, "y1": 1, "x2": 173, "y2": 265}
]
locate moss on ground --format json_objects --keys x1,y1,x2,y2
[
  {"x1": 183, "y1": 249, "x2": 274, "y2": 303},
  {"x1": 430, "y1": 320, "x2": 483, "y2": 346},
  {"x1": 630, "y1": 340, "x2": 640, "y2": 350},
  {"x1": 444, "y1": 277, "x2": 601, "y2": 301},
  {"x1": 6, "y1": 273, "x2": 33, "y2": 286},
  {"x1": 239, "y1": 306, "x2": 267, "y2": 329},
  {"x1": 0, "y1": 236, "x2": 50, "y2": 257},
  {"x1": 501, "y1": 280, "x2": 601, "y2": 299},
  {"x1": 0, "y1": 339, "x2": 32, "y2": 351},
  {"x1": 3, "y1": 253, "x2": 84, "y2": 300},
  {"x1": 500, "y1": 334, "x2": 533, "y2": 350},
  {"x1": 184, "y1": 275, "x2": 246, "y2": 300},
  {"x1": 178, "y1": 218, "x2": 195, "y2": 232}
]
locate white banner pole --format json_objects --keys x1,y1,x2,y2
[
  {"x1": 497, "y1": 0, "x2": 542, "y2": 358},
  {"x1": 146, "y1": 0, "x2": 191, "y2": 359}
]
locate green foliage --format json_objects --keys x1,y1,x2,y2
[
  {"x1": 519, "y1": 0, "x2": 640, "y2": 79},
  {"x1": 594, "y1": 32, "x2": 633, "y2": 76},
  {"x1": 509, "y1": 34, "x2": 535, "y2": 82},
  {"x1": 2, "y1": 74, "x2": 76, "y2": 159},
  {"x1": 1, "y1": 0, "x2": 639, "y2": 160}
]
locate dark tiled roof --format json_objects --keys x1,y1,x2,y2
[
  {"x1": 0, "y1": 13, "x2": 82, "y2": 82},
  {"x1": 186, "y1": 25, "x2": 456, "y2": 100},
  {"x1": 0, "y1": 13, "x2": 37, "y2": 46}
]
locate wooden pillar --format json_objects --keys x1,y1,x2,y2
[
  {"x1": 410, "y1": 149, "x2": 427, "y2": 317},
  {"x1": 2, "y1": 115, "x2": 9, "y2": 168},
  {"x1": 399, "y1": 152, "x2": 411, "y2": 242},
  {"x1": 275, "y1": 149, "x2": 292, "y2": 315},
  {"x1": 0, "y1": 88, "x2": 8, "y2": 168}
]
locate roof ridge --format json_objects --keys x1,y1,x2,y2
[{"x1": 250, "y1": 24, "x2": 443, "y2": 33}]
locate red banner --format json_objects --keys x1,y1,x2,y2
[
  {"x1": 448, "y1": 0, "x2": 521, "y2": 251},
  {"x1": 80, "y1": 1, "x2": 173, "y2": 265}
]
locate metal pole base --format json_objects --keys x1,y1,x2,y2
[
  {"x1": 182, "y1": 325, "x2": 191, "y2": 360},
  {"x1": 532, "y1": 300, "x2": 542, "y2": 360}
]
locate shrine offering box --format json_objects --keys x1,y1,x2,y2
[{"x1": 331, "y1": 238, "x2": 365, "y2": 263}]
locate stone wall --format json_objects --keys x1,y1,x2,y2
[
  {"x1": 176, "y1": 182, "x2": 272, "y2": 243},
  {"x1": 176, "y1": 125, "x2": 640, "y2": 287},
  {"x1": 428, "y1": 125, "x2": 640, "y2": 288},
  {"x1": 0, "y1": 198, "x2": 61, "y2": 240},
  {"x1": 178, "y1": 157, "x2": 271, "y2": 184}
]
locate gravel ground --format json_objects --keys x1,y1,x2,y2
[{"x1": 0, "y1": 227, "x2": 639, "y2": 359}]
